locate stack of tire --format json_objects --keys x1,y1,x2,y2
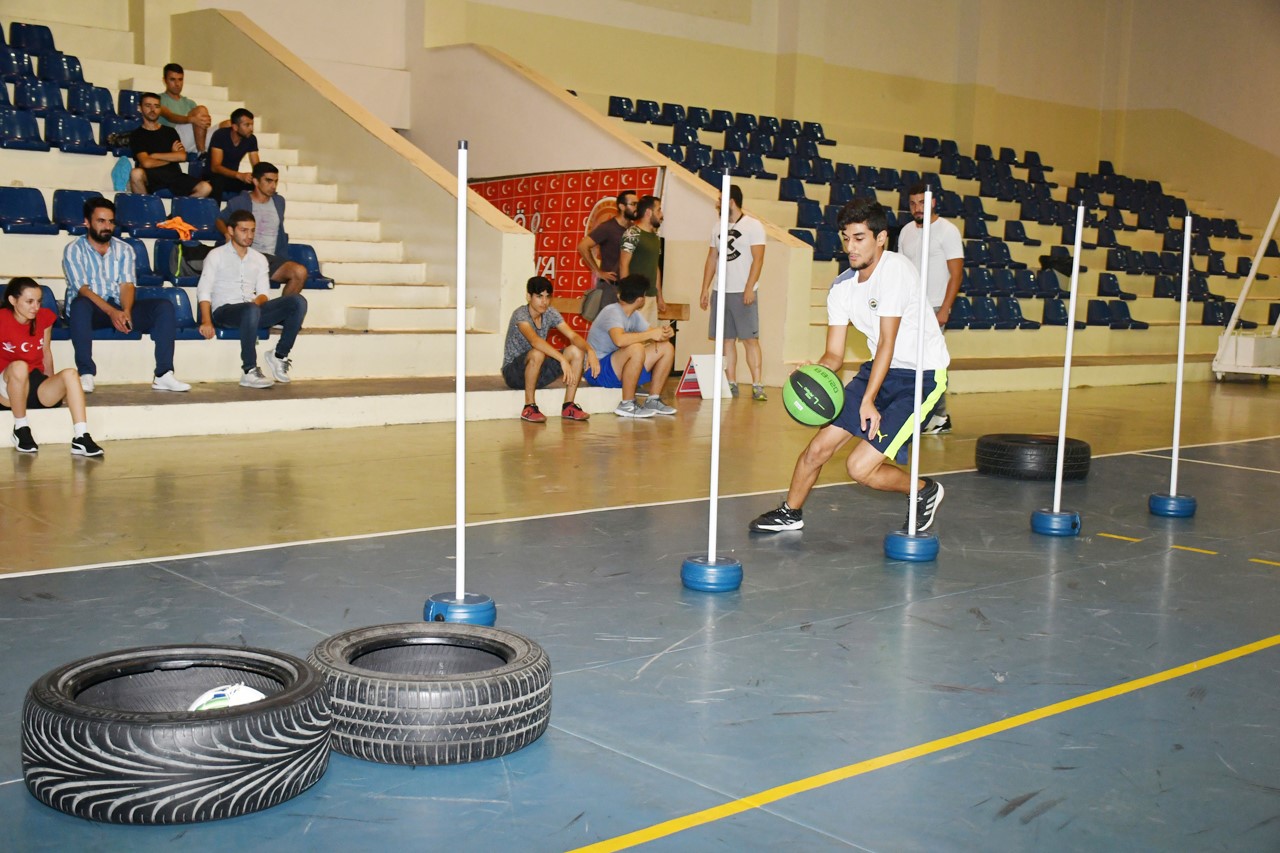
[
  {"x1": 21, "y1": 623, "x2": 552, "y2": 824},
  {"x1": 975, "y1": 434, "x2": 1091, "y2": 480}
]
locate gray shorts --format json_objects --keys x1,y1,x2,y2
[{"x1": 707, "y1": 291, "x2": 759, "y2": 340}]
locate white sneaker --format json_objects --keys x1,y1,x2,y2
[
  {"x1": 151, "y1": 371, "x2": 191, "y2": 392},
  {"x1": 239, "y1": 367, "x2": 274, "y2": 389},
  {"x1": 614, "y1": 399, "x2": 655, "y2": 418},
  {"x1": 263, "y1": 349, "x2": 292, "y2": 383},
  {"x1": 640, "y1": 396, "x2": 677, "y2": 416},
  {"x1": 80, "y1": 374, "x2": 95, "y2": 393}
]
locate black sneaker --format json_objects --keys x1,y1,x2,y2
[
  {"x1": 750, "y1": 502, "x2": 803, "y2": 532},
  {"x1": 70, "y1": 433, "x2": 104, "y2": 458},
  {"x1": 12, "y1": 426, "x2": 37, "y2": 453},
  {"x1": 904, "y1": 477, "x2": 944, "y2": 533},
  {"x1": 922, "y1": 414, "x2": 952, "y2": 435}
]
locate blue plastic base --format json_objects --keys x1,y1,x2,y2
[
  {"x1": 423, "y1": 592, "x2": 497, "y2": 625},
  {"x1": 1030, "y1": 509, "x2": 1082, "y2": 536},
  {"x1": 1149, "y1": 493, "x2": 1197, "y2": 518},
  {"x1": 883, "y1": 530, "x2": 939, "y2": 562},
  {"x1": 681, "y1": 555, "x2": 743, "y2": 592}
]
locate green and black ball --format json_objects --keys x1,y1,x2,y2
[{"x1": 782, "y1": 364, "x2": 845, "y2": 427}]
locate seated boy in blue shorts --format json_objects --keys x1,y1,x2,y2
[
  {"x1": 750, "y1": 197, "x2": 950, "y2": 534},
  {"x1": 502, "y1": 276, "x2": 599, "y2": 423},
  {"x1": 584, "y1": 274, "x2": 677, "y2": 418}
]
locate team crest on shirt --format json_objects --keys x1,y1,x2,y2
[{"x1": 868, "y1": 298, "x2": 878, "y2": 309}]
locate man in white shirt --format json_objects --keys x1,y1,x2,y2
[
  {"x1": 897, "y1": 181, "x2": 963, "y2": 434},
  {"x1": 196, "y1": 209, "x2": 308, "y2": 388},
  {"x1": 699, "y1": 184, "x2": 767, "y2": 400},
  {"x1": 751, "y1": 198, "x2": 950, "y2": 535}
]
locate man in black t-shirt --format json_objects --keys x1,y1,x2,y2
[
  {"x1": 127, "y1": 93, "x2": 212, "y2": 198},
  {"x1": 208, "y1": 108, "x2": 260, "y2": 200},
  {"x1": 576, "y1": 190, "x2": 637, "y2": 310}
]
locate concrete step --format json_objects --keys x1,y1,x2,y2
[
  {"x1": 255, "y1": 147, "x2": 299, "y2": 167},
  {"x1": 279, "y1": 164, "x2": 318, "y2": 184},
  {"x1": 324, "y1": 262, "x2": 427, "y2": 285},
  {"x1": 80, "y1": 60, "x2": 214, "y2": 89},
  {"x1": 307, "y1": 240, "x2": 402, "y2": 263},
  {"x1": 346, "y1": 305, "x2": 473, "y2": 332},
  {"x1": 120, "y1": 77, "x2": 229, "y2": 103},
  {"x1": 288, "y1": 200, "x2": 358, "y2": 221},
  {"x1": 288, "y1": 218, "x2": 381, "y2": 242},
  {"x1": 342, "y1": 283, "x2": 451, "y2": 308},
  {"x1": 279, "y1": 183, "x2": 339, "y2": 203},
  {"x1": 12, "y1": 17, "x2": 133, "y2": 64}
]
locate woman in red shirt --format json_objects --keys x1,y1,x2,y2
[{"x1": 2, "y1": 277, "x2": 103, "y2": 456}]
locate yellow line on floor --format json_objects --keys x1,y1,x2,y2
[
  {"x1": 1171, "y1": 545, "x2": 1218, "y2": 555},
  {"x1": 568, "y1": 633, "x2": 1280, "y2": 853},
  {"x1": 1098, "y1": 532, "x2": 1143, "y2": 542},
  {"x1": 1250, "y1": 558, "x2": 1280, "y2": 567}
]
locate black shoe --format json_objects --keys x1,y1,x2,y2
[
  {"x1": 904, "y1": 478, "x2": 944, "y2": 533},
  {"x1": 70, "y1": 433, "x2": 104, "y2": 458},
  {"x1": 12, "y1": 426, "x2": 37, "y2": 453},
  {"x1": 922, "y1": 414, "x2": 952, "y2": 435},
  {"x1": 750, "y1": 502, "x2": 803, "y2": 532}
]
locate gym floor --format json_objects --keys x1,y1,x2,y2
[{"x1": 1, "y1": 380, "x2": 1278, "y2": 850}]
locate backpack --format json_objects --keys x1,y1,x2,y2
[
  {"x1": 169, "y1": 242, "x2": 214, "y2": 278},
  {"x1": 580, "y1": 287, "x2": 605, "y2": 322}
]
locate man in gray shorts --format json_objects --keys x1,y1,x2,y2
[
  {"x1": 699, "y1": 184, "x2": 767, "y2": 400},
  {"x1": 216, "y1": 162, "x2": 309, "y2": 296}
]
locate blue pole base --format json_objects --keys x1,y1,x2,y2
[
  {"x1": 424, "y1": 592, "x2": 497, "y2": 626},
  {"x1": 681, "y1": 555, "x2": 743, "y2": 592},
  {"x1": 883, "y1": 530, "x2": 939, "y2": 562},
  {"x1": 1149, "y1": 493, "x2": 1197, "y2": 518},
  {"x1": 1030, "y1": 509, "x2": 1081, "y2": 536}
]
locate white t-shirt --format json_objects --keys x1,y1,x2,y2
[
  {"x1": 897, "y1": 216, "x2": 963, "y2": 308},
  {"x1": 709, "y1": 213, "x2": 766, "y2": 293},
  {"x1": 827, "y1": 250, "x2": 950, "y2": 371}
]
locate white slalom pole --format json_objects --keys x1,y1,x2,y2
[
  {"x1": 455, "y1": 141, "x2": 468, "y2": 601},
  {"x1": 1052, "y1": 204, "x2": 1086, "y2": 514},
  {"x1": 1170, "y1": 215, "x2": 1192, "y2": 496},
  {"x1": 906, "y1": 189, "x2": 932, "y2": 534},
  {"x1": 706, "y1": 172, "x2": 732, "y2": 561}
]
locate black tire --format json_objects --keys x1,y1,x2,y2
[
  {"x1": 22, "y1": 645, "x2": 332, "y2": 824},
  {"x1": 309, "y1": 622, "x2": 551, "y2": 766},
  {"x1": 975, "y1": 433, "x2": 1092, "y2": 480}
]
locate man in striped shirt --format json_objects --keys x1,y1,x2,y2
[{"x1": 62, "y1": 198, "x2": 190, "y2": 393}]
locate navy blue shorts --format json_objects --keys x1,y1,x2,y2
[{"x1": 829, "y1": 362, "x2": 948, "y2": 463}]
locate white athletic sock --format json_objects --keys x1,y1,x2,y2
[
  {"x1": 14, "y1": 417, "x2": 29, "y2": 428},
  {"x1": 73, "y1": 422, "x2": 88, "y2": 438}
]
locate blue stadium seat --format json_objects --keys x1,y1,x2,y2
[
  {"x1": 999, "y1": 147, "x2": 1020, "y2": 166},
  {"x1": 671, "y1": 123, "x2": 698, "y2": 145},
  {"x1": 723, "y1": 129, "x2": 749, "y2": 152},
  {"x1": 788, "y1": 228, "x2": 815, "y2": 247},
  {"x1": 1153, "y1": 275, "x2": 1179, "y2": 300},
  {"x1": 808, "y1": 157, "x2": 835, "y2": 185},
  {"x1": 962, "y1": 196, "x2": 996, "y2": 222},
  {"x1": 989, "y1": 240, "x2": 1026, "y2": 269},
  {"x1": 974, "y1": 144, "x2": 994, "y2": 162},
  {"x1": 1200, "y1": 300, "x2": 1257, "y2": 329},
  {"x1": 733, "y1": 113, "x2": 757, "y2": 134},
  {"x1": 1013, "y1": 268, "x2": 1039, "y2": 298},
  {"x1": 795, "y1": 137, "x2": 819, "y2": 159},
  {"x1": 682, "y1": 143, "x2": 712, "y2": 172},
  {"x1": 778, "y1": 178, "x2": 807, "y2": 203},
  {"x1": 786, "y1": 156, "x2": 813, "y2": 181},
  {"x1": 133, "y1": 285, "x2": 204, "y2": 340},
  {"x1": 757, "y1": 116, "x2": 780, "y2": 135},
  {"x1": 124, "y1": 237, "x2": 165, "y2": 287},
  {"x1": 813, "y1": 228, "x2": 842, "y2": 262},
  {"x1": 945, "y1": 296, "x2": 973, "y2": 329},
  {"x1": 1042, "y1": 298, "x2": 1085, "y2": 329},
  {"x1": 114, "y1": 193, "x2": 169, "y2": 238},
  {"x1": 997, "y1": 296, "x2": 1040, "y2": 329},
  {"x1": 606, "y1": 96, "x2": 633, "y2": 119},
  {"x1": 9, "y1": 23, "x2": 56, "y2": 57},
  {"x1": 0, "y1": 187, "x2": 59, "y2": 234},
  {"x1": 966, "y1": 268, "x2": 993, "y2": 296},
  {"x1": 1034, "y1": 269, "x2": 1068, "y2": 299},
  {"x1": 963, "y1": 241, "x2": 989, "y2": 267},
  {"x1": 903, "y1": 134, "x2": 922, "y2": 154},
  {"x1": 44, "y1": 113, "x2": 107, "y2": 155},
  {"x1": 1105, "y1": 249, "x2": 1129, "y2": 272},
  {"x1": 1023, "y1": 150, "x2": 1051, "y2": 172},
  {"x1": 801, "y1": 121, "x2": 834, "y2": 145},
  {"x1": 0, "y1": 105, "x2": 51, "y2": 151},
  {"x1": 117, "y1": 89, "x2": 144, "y2": 119},
  {"x1": 170, "y1": 196, "x2": 221, "y2": 240},
  {"x1": 747, "y1": 130, "x2": 773, "y2": 154},
  {"x1": 100, "y1": 113, "x2": 140, "y2": 156},
  {"x1": 14, "y1": 78, "x2": 63, "y2": 115},
  {"x1": 656, "y1": 102, "x2": 685, "y2": 127},
  {"x1": 628, "y1": 99, "x2": 660, "y2": 123},
  {"x1": 778, "y1": 119, "x2": 802, "y2": 138},
  {"x1": 1097, "y1": 273, "x2": 1136, "y2": 300},
  {"x1": 1003, "y1": 220, "x2": 1041, "y2": 246},
  {"x1": 0, "y1": 46, "x2": 34, "y2": 82},
  {"x1": 52, "y1": 189, "x2": 104, "y2": 234},
  {"x1": 1189, "y1": 273, "x2": 1223, "y2": 302},
  {"x1": 766, "y1": 135, "x2": 795, "y2": 160},
  {"x1": 67, "y1": 83, "x2": 114, "y2": 121},
  {"x1": 684, "y1": 106, "x2": 710, "y2": 130},
  {"x1": 963, "y1": 218, "x2": 990, "y2": 240},
  {"x1": 735, "y1": 153, "x2": 775, "y2": 180},
  {"x1": 828, "y1": 183, "x2": 857, "y2": 206},
  {"x1": 656, "y1": 142, "x2": 681, "y2": 162},
  {"x1": 153, "y1": 239, "x2": 198, "y2": 287},
  {"x1": 288, "y1": 243, "x2": 335, "y2": 289},
  {"x1": 973, "y1": 296, "x2": 1013, "y2": 328},
  {"x1": 706, "y1": 110, "x2": 733, "y2": 132},
  {"x1": 37, "y1": 52, "x2": 84, "y2": 88},
  {"x1": 795, "y1": 199, "x2": 824, "y2": 229},
  {"x1": 1085, "y1": 299, "x2": 1112, "y2": 326},
  {"x1": 709, "y1": 150, "x2": 735, "y2": 172},
  {"x1": 1237, "y1": 257, "x2": 1269, "y2": 281},
  {"x1": 1108, "y1": 300, "x2": 1149, "y2": 329},
  {"x1": 989, "y1": 269, "x2": 1016, "y2": 297},
  {"x1": 1159, "y1": 252, "x2": 1181, "y2": 276},
  {"x1": 1270, "y1": 304, "x2": 1280, "y2": 325},
  {"x1": 855, "y1": 165, "x2": 878, "y2": 188}
]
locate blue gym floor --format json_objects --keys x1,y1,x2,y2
[{"x1": 2, "y1": 438, "x2": 1278, "y2": 851}]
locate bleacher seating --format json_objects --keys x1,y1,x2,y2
[
  {"x1": 67, "y1": 84, "x2": 115, "y2": 121},
  {"x1": 0, "y1": 186, "x2": 60, "y2": 234},
  {"x1": 288, "y1": 244, "x2": 336, "y2": 289},
  {"x1": 997, "y1": 296, "x2": 1040, "y2": 329},
  {"x1": 9, "y1": 22, "x2": 57, "y2": 57},
  {"x1": 114, "y1": 193, "x2": 169, "y2": 238},
  {"x1": 0, "y1": 105, "x2": 51, "y2": 150},
  {"x1": 0, "y1": 46, "x2": 35, "y2": 82},
  {"x1": 1042, "y1": 299, "x2": 1085, "y2": 329},
  {"x1": 1097, "y1": 273, "x2": 1136, "y2": 300},
  {"x1": 44, "y1": 114, "x2": 108, "y2": 155},
  {"x1": 124, "y1": 238, "x2": 165, "y2": 287},
  {"x1": 52, "y1": 189, "x2": 105, "y2": 234},
  {"x1": 1107, "y1": 300, "x2": 1148, "y2": 330},
  {"x1": 606, "y1": 96, "x2": 633, "y2": 120},
  {"x1": 15, "y1": 78, "x2": 64, "y2": 115},
  {"x1": 36, "y1": 52, "x2": 84, "y2": 88}
]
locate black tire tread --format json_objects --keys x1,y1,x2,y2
[{"x1": 975, "y1": 433, "x2": 1091, "y2": 481}]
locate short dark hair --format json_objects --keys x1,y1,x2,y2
[
  {"x1": 729, "y1": 184, "x2": 743, "y2": 208},
  {"x1": 526, "y1": 275, "x2": 553, "y2": 295},
  {"x1": 140, "y1": 92, "x2": 162, "y2": 105},
  {"x1": 836, "y1": 198, "x2": 889, "y2": 236},
  {"x1": 635, "y1": 195, "x2": 660, "y2": 221},
  {"x1": 230, "y1": 108, "x2": 254, "y2": 125},
  {"x1": 252, "y1": 161, "x2": 279, "y2": 180},
  {"x1": 228, "y1": 209, "x2": 256, "y2": 228},
  {"x1": 616, "y1": 190, "x2": 636, "y2": 206},
  {"x1": 907, "y1": 181, "x2": 935, "y2": 196},
  {"x1": 4, "y1": 277, "x2": 42, "y2": 333},
  {"x1": 163, "y1": 63, "x2": 184, "y2": 77},
  {"x1": 617, "y1": 274, "x2": 649, "y2": 304},
  {"x1": 83, "y1": 196, "x2": 114, "y2": 220}
]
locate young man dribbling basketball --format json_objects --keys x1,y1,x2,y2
[{"x1": 750, "y1": 198, "x2": 949, "y2": 534}]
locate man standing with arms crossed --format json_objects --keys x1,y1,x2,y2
[
  {"x1": 699, "y1": 184, "x2": 767, "y2": 400},
  {"x1": 897, "y1": 181, "x2": 963, "y2": 434}
]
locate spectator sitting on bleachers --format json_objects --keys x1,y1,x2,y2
[
  {"x1": 208, "y1": 108, "x2": 260, "y2": 200},
  {"x1": 197, "y1": 210, "x2": 307, "y2": 389},
  {"x1": 62, "y1": 198, "x2": 191, "y2": 394},
  {"x1": 216, "y1": 162, "x2": 307, "y2": 296},
  {"x1": 158, "y1": 63, "x2": 212, "y2": 154},
  {"x1": 128, "y1": 93, "x2": 213, "y2": 198},
  {"x1": 2, "y1": 277, "x2": 103, "y2": 457}
]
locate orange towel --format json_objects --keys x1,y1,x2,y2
[{"x1": 157, "y1": 216, "x2": 195, "y2": 242}]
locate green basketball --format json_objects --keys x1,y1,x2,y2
[{"x1": 783, "y1": 364, "x2": 845, "y2": 426}]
